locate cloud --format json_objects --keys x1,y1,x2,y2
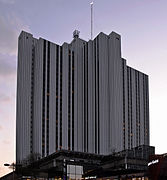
[
  {"x1": 0, "y1": 13, "x2": 31, "y2": 56},
  {"x1": 0, "y1": 13, "x2": 29, "y2": 79},
  {"x1": 0, "y1": 94, "x2": 12, "y2": 103},
  {"x1": 0, "y1": 54, "x2": 16, "y2": 77},
  {"x1": 3, "y1": 140, "x2": 11, "y2": 145},
  {"x1": 0, "y1": 0, "x2": 15, "y2": 5},
  {"x1": 0, "y1": 125, "x2": 3, "y2": 131}
]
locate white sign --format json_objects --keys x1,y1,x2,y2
[{"x1": 148, "y1": 159, "x2": 159, "y2": 166}]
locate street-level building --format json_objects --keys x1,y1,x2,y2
[{"x1": 16, "y1": 30, "x2": 149, "y2": 163}]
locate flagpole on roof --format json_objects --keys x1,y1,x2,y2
[{"x1": 90, "y1": 1, "x2": 93, "y2": 40}]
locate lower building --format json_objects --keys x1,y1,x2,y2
[
  {"x1": 13, "y1": 145, "x2": 155, "y2": 179},
  {"x1": 16, "y1": 30, "x2": 150, "y2": 163},
  {"x1": 148, "y1": 153, "x2": 167, "y2": 180}
]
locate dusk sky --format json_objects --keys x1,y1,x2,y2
[{"x1": 0, "y1": 0, "x2": 167, "y2": 177}]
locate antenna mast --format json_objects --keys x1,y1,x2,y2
[{"x1": 90, "y1": 2, "x2": 93, "y2": 40}]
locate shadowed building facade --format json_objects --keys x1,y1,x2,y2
[{"x1": 16, "y1": 31, "x2": 149, "y2": 163}]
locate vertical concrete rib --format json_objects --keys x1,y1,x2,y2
[
  {"x1": 16, "y1": 31, "x2": 33, "y2": 162},
  {"x1": 108, "y1": 32, "x2": 123, "y2": 153},
  {"x1": 48, "y1": 42, "x2": 56, "y2": 154}
]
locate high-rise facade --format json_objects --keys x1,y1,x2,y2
[{"x1": 16, "y1": 31, "x2": 149, "y2": 163}]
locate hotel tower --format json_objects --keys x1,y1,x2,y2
[{"x1": 16, "y1": 30, "x2": 149, "y2": 163}]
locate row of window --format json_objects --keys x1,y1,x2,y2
[
  {"x1": 143, "y1": 75, "x2": 149, "y2": 144},
  {"x1": 126, "y1": 66, "x2": 149, "y2": 149},
  {"x1": 46, "y1": 41, "x2": 50, "y2": 155},
  {"x1": 60, "y1": 47, "x2": 63, "y2": 148},
  {"x1": 30, "y1": 44, "x2": 35, "y2": 154},
  {"x1": 42, "y1": 40, "x2": 46, "y2": 157},
  {"x1": 94, "y1": 37, "x2": 100, "y2": 154},
  {"x1": 56, "y1": 45, "x2": 59, "y2": 151},
  {"x1": 122, "y1": 60, "x2": 126, "y2": 150},
  {"x1": 72, "y1": 51, "x2": 74, "y2": 151},
  {"x1": 41, "y1": 44, "x2": 76, "y2": 153},
  {"x1": 83, "y1": 43, "x2": 89, "y2": 152},
  {"x1": 39, "y1": 39, "x2": 149, "y2": 154},
  {"x1": 135, "y1": 70, "x2": 141, "y2": 146}
]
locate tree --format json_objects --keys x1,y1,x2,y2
[{"x1": 25, "y1": 152, "x2": 41, "y2": 164}]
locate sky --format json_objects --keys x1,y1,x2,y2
[{"x1": 0, "y1": 0, "x2": 167, "y2": 177}]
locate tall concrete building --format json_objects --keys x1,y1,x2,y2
[{"x1": 16, "y1": 30, "x2": 149, "y2": 163}]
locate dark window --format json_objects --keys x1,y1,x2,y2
[
  {"x1": 122, "y1": 60, "x2": 125, "y2": 150},
  {"x1": 138, "y1": 72, "x2": 141, "y2": 145},
  {"x1": 68, "y1": 50, "x2": 71, "y2": 150},
  {"x1": 83, "y1": 45, "x2": 86, "y2": 152},
  {"x1": 56, "y1": 45, "x2": 59, "y2": 150},
  {"x1": 143, "y1": 75, "x2": 146, "y2": 144},
  {"x1": 135, "y1": 71, "x2": 138, "y2": 147},
  {"x1": 94, "y1": 39, "x2": 97, "y2": 153},
  {"x1": 97, "y1": 36, "x2": 100, "y2": 154},
  {"x1": 130, "y1": 68, "x2": 133, "y2": 148},
  {"x1": 30, "y1": 45, "x2": 35, "y2": 154},
  {"x1": 72, "y1": 51, "x2": 74, "y2": 151},
  {"x1": 145, "y1": 76, "x2": 149, "y2": 144},
  {"x1": 46, "y1": 41, "x2": 50, "y2": 155},
  {"x1": 42, "y1": 40, "x2": 46, "y2": 157},
  {"x1": 94, "y1": 38, "x2": 100, "y2": 154},
  {"x1": 86, "y1": 43, "x2": 89, "y2": 152},
  {"x1": 127, "y1": 67, "x2": 130, "y2": 149},
  {"x1": 60, "y1": 46, "x2": 63, "y2": 148}
]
